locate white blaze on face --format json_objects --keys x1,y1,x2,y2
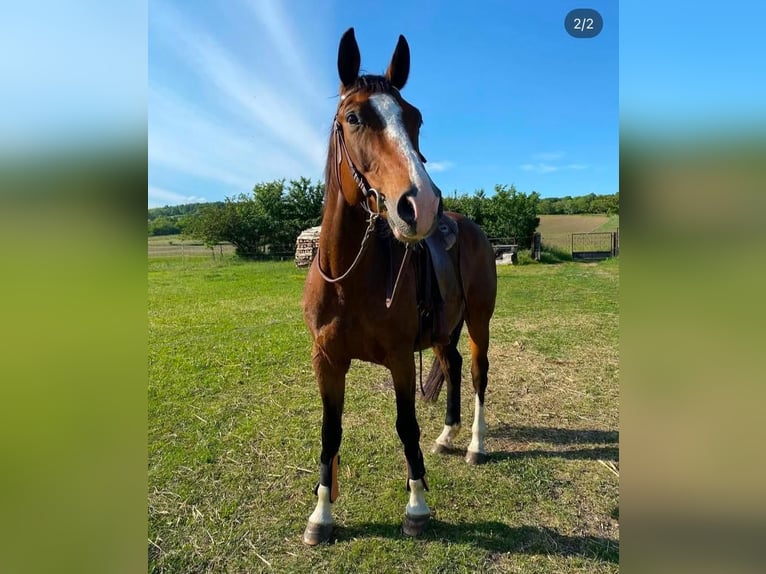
[{"x1": 368, "y1": 93, "x2": 440, "y2": 237}]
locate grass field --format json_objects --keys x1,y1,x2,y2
[
  {"x1": 537, "y1": 214, "x2": 619, "y2": 253},
  {"x1": 149, "y1": 256, "x2": 619, "y2": 573}
]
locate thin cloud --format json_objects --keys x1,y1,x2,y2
[
  {"x1": 520, "y1": 162, "x2": 559, "y2": 174},
  {"x1": 245, "y1": 0, "x2": 327, "y2": 106},
  {"x1": 532, "y1": 151, "x2": 565, "y2": 161},
  {"x1": 149, "y1": 1, "x2": 333, "y2": 203},
  {"x1": 148, "y1": 186, "x2": 207, "y2": 208},
  {"x1": 149, "y1": 88, "x2": 303, "y2": 191},
  {"x1": 520, "y1": 154, "x2": 590, "y2": 174},
  {"x1": 191, "y1": 37, "x2": 328, "y2": 169},
  {"x1": 427, "y1": 160, "x2": 454, "y2": 173}
]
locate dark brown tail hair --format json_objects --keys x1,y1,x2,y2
[{"x1": 420, "y1": 357, "x2": 445, "y2": 402}]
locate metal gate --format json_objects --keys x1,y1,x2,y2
[{"x1": 572, "y1": 231, "x2": 619, "y2": 261}]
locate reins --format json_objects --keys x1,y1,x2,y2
[
  {"x1": 315, "y1": 118, "x2": 381, "y2": 284},
  {"x1": 316, "y1": 211, "x2": 378, "y2": 284}
]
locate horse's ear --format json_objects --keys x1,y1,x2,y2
[
  {"x1": 385, "y1": 35, "x2": 410, "y2": 90},
  {"x1": 338, "y1": 27, "x2": 360, "y2": 89}
]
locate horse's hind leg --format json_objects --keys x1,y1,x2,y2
[
  {"x1": 303, "y1": 347, "x2": 349, "y2": 546},
  {"x1": 465, "y1": 318, "x2": 490, "y2": 465},
  {"x1": 432, "y1": 319, "x2": 464, "y2": 453}
]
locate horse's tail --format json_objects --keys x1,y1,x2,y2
[{"x1": 421, "y1": 357, "x2": 445, "y2": 402}]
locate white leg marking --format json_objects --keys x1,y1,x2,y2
[
  {"x1": 467, "y1": 394, "x2": 487, "y2": 455},
  {"x1": 406, "y1": 478, "x2": 430, "y2": 517},
  {"x1": 435, "y1": 423, "x2": 461, "y2": 448},
  {"x1": 308, "y1": 485, "x2": 334, "y2": 526}
]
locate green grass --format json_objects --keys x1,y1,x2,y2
[
  {"x1": 149, "y1": 257, "x2": 619, "y2": 573},
  {"x1": 148, "y1": 234, "x2": 236, "y2": 258},
  {"x1": 594, "y1": 215, "x2": 620, "y2": 233}
]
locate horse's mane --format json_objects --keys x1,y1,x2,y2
[{"x1": 347, "y1": 74, "x2": 394, "y2": 95}]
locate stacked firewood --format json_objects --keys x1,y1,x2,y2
[{"x1": 294, "y1": 226, "x2": 321, "y2": 267}]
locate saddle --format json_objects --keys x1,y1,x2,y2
[
  {"x1": 416, "y1": 214, "x2": 460, "y2": 347},
  {"x1": 381, "y1": 211, "x2": 460, "y2": 348}
]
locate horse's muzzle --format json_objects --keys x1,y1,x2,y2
[{"x1": 389, "y1": 188, "x2": 440, "y2": 242}]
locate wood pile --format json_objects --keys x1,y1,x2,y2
[{"x1": 294, "y1": 226, "x2": 321, "y2": 267}]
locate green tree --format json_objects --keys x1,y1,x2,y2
[
  {"x1": 284, "y1": 177, "x2": 324, "y2": 233},
  {"x1": 148, "y1": 215, "x2": 182, "y2": 236},
  {"x1": 183, "y1": 178, "x2": 327, "y2": 258},
  {"x1": 483, "y1": 184, "x2": 540, "y2": 247},
  {"x1": 444, "y1": 189, "x2": 488, "y2": 226}
]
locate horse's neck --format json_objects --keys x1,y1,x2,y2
[{"x1": 318, "y1": 185, "x2": 374, "y2": 279}]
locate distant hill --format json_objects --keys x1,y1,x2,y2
[
  {"x1": 148, "y1": 202, "x2": 223, "y2": 221},
  {"x1": 538, "y1": 192, "x2": 618, "y2": 215},
  {"x1": 148, "y1": 201, "x2": 224, "y2": 236}
]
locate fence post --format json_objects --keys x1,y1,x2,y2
[{"x1": 532, "y1": 232, "x2": 541, "y2": 261}]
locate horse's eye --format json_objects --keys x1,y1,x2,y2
[{"x1": 345, "y1": 111, "x2": 360, "y2": 125}]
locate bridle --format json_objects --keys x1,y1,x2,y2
[
  {"x1": 316, "y1": 106, "x2": 412, "y2": 310},
  {"x1": 332, "y1": 118, "x2": 383, "y2": 218}
]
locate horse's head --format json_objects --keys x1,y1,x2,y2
[{"x1": 330, "y1": 27, "x2": 441, "y2": 243}]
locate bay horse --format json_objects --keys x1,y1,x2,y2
[{"x1": 302, "y1": 27, "x2": 497, "y2": 545}]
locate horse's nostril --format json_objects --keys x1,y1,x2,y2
[{"x1": 396, "y1": 189, "x2": 418, "y2": 226}]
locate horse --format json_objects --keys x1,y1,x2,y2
[{"x1": 301, "y1": 27, "x2": 497, "y2": 545}]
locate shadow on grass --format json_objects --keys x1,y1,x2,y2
[
  {"x1": 429, "y1": 443, "x2": 618, "y2": 463},
  {"x1": 487, "y1": 425, "x2": 619, "y2": 462},
  {"x1": 430, "y1": 425, "x2": 619, "y2": 462},
  {"x1": 539, "y1": 244, "x2": 573, "y2": 264},
  {"x1": 488, "y1": 425, "x2": 618, "y2": 445},
  {"x1": 333, "y1": 520, "x2": 618, "y2": 563},
  {"x1": 487, "y1": 445, "x2": 618, "y2": 463}
]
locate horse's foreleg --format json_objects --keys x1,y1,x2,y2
[
  {"x1": 303, "y1": 347, "x2": 348, "y2": 546},
  {"x1": 391, "y1": 358, "x2": 430, "y2": 536}
]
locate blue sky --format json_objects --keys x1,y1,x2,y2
[
  {"x1": 620, "y1": 1, "x2": 766, "y2": 134},
  {"x1": 149, "y1": 0, "x2": 619, "y2": 207}
]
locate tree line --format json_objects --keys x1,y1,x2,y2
[
  {"x1": 148, "y1": 178, "x2": 618, "y2": 258},
  {"x1": 147, "y1": 202, "x2": 222, "y2": 236},
  {"x1": 182, "y1": 178, "x2": 324, "y2": 258},
  {"x1": 442, "y1": 185, "x2": 541, "y2": 245},
  {"x1": 538, "y1": 192, "x2": 619, "y2": 215}
]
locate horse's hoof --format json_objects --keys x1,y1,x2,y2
[
  {"x1": 465, "y1": 451, "x2": 487, "y2": 465},
  {"x1": 431, "y1": 442, "x2": 449, "y2": 454},
  {"x1": 302, "y1": 521, "x2": 333, "y2": 546},
  {"x1": 402, "y1": 513, "x2": 430, "y2": 537}
]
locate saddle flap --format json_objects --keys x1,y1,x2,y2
[{"x1": 424, "y1": 214, "x2": 460, "y2": 304}]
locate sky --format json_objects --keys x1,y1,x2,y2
[
  {"x1": 148, "y1": 0, "x2": 619, "y2": 207},
  {"x1": 620, "y1": 1, "x2": 766, "y2": 134}
]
